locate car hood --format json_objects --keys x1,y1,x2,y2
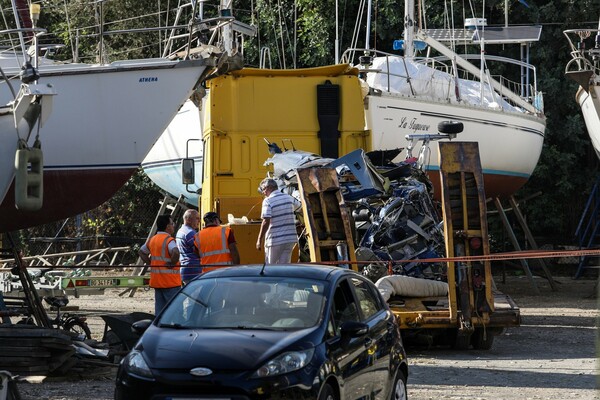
[{"x1": 140, "y1": 326, "x2": 319, "y2": 370}]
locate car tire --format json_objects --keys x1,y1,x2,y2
[
  {"x1": 391, "y1": 370, "x2": 407, "y2": 400},
  {"x1": 318, "y1": 383, "x2": 337, "y2": 400}
]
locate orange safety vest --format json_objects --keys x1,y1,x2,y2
[
  {"x1": 194, "y1": 226, "x2": 233, "y2": 272},
  {"x1": 148, "y1": 232, "x2": 181, "y2": 288}
]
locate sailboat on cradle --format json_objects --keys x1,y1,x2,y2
[
  {"x1": 564, "y1": 17, "x2": 600, "y2": 159},
  {"x1": 0, "y1": 0, "x2": 230, "y2": 232},
  {"x1": 341, "y1": 0, "x2": 546, "y2": 199}
]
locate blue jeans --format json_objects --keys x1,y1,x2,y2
[{"x1": 154, "y1": 286, "x2": 181, "y2": 315}]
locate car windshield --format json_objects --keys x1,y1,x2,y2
[{"x1": 158, "y1": 276, "x2": 328, "y2": 330}]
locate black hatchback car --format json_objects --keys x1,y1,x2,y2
[{"x1": 115, "y1": 264, "x2": 408, "y2": 400}]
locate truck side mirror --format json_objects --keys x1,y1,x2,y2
[{"x1": 181, "y1": 158, "x2": 195, "y2": 184}]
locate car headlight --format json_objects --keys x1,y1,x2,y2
[
  {"x1": 122, "y1": 350, "x2": 155, "y2": 380},
  {"x1": 252, "y1": 349, "x2": 315, "y2": 378}
]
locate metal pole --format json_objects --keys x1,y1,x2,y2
[
  {"x1": 365, "y1": 0, "x2": 372, "y2": 50},
  {"x1": 335, "y1": 0, "x2": 339, "y2": 63},
  {"x1": 9, "y1": 0, "x2": 27, "y2": 61},
  {"x1": 403, "y1": 0, "x2": 414, "y2": 57}
]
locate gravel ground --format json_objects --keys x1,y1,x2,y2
[{"x1": 13, "y1": 274, "x2": 600, "y2": 400}]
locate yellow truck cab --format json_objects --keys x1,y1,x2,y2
[{"x1": 200, "y1": 64, "x2": 370, "y2": 262}]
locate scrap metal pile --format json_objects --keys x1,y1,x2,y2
[{"x1": 263, "y1": 142, "x2": 447, "y2": 283}]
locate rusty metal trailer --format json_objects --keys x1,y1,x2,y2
[
  {"x1": 296, "y1": 142, "x2": 520, "y2": 349},
  {"x1": 389, "y1": 142, "x2": 520, "y2": 349}
]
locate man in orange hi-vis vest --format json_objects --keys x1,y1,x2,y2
[
  {"x1": 139, "y1": 214, "x2": 181, "y2": 315},
  {"x1": 193, "y1": 212, "x2": 240, "y2": 272}
]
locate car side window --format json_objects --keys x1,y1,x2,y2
[
  {"x1": 332, "y1": 279, "x2": 359, "y2": 335},
  {"x1": 349, "y1": 277, "x2": 381, "y2": 321}
]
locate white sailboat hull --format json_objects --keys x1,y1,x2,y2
[
  {"x1": 141, "y1": 100, "x2": 203, "y2": 206},
  {"x1": 367, "y1": 92, "x2": 546, "y2": 198},
  {"x1": 0, "y1": 58, "x2": 210, "y2": 231},
  {"x1": 577, "y1": 83, "x2": 600, "y2": 159}
]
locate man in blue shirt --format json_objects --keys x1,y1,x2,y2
[{"x1": 176, "y1": 209, "x2": 201, "y2": 284}]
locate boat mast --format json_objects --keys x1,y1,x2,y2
[
  {"x1": 479, "y1": 4, "x2": 485, "y2": 105},
  {"x1": 403, "y1": 0, "x2": 415, "y2": 57},
  {"x1": 365, "y1": 0, "x2": 372, "y2": 51}
]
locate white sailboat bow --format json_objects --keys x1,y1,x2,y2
[
  {"x1": 341, "y1": 0, "x2": 546, "y2": 198},
  {"x1": 142, "y1": 99, "x2": 204, "y2": 207},
  {"x1": 564, "y1": 18, "x2": 600, "y2": 159}
]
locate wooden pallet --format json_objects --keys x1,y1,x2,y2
[
  {"x1": 0, "y1": 326, "x2": 75, "y2": 375},
  {"x1": 296, "y1": 167, "x2": 357, "y2": 269}
]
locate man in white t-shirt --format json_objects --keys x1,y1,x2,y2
[{"x1": 256, "y1": 178, "x2": 299, "y2": 264}]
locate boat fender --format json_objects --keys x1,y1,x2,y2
[
  {"x1": 375, "y1": 275, "x2": 448, "y2": 300},
  {"x1": 14, "y1": 139, "x2": 43, "y2": 211}
]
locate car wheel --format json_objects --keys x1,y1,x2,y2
[
  {"x1": 318, "y1": 383, "x2": 337, "y2": 400},
  {"x1": 391, "y1": 370, "x2": 407, "y2": 400}
]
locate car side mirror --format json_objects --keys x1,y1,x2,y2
[
  {"x1": 340, "y1": 321, "x2": 369, "y2": 338},
  {"x1": 131, "y1": 319, "x2": 153, "y2": 335},
  {"x1": 181, "y1": 158, "x2": 195, "y2": 184},
  {"x1": 339, "y1": 321, "x2": 369, "y2": 348}
]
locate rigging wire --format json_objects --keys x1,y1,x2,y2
[
  {"x1": 349, "y1": 0, "x2": 365, "y2": 55},
  {"x1": 419, "y1": 0, "x2": 426, "y2": 31},
  {"x1": 276, "y1": 0, "x2": 293, "y2": 69},
  {"x1": 0, "y1": 4, "x2": 20, "y2": 62},
  {"x1": 337, "y1": 0, "x2": 348, "y2": 56},
  {"x1": 61, "y1": 0, "x2": 76, "y2": 61},
  {"x1": 278, "y1": 0, "x2": 285, "y2": 68},
  {"x1": 265, "y1": 0, "x2": 283, "y2": 68},
  {"x1": 450, "y1": 0, "x2": 456, "y2": 53},
  {"x1": 373, "y1": 0, "x2": 377, "y2": 50},
  {"x1": 293, "y1": 0, "x2": 296, "y2": 68}
]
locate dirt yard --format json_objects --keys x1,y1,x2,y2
[{"x1": 14, "y1": 274, "x2": 600, "y2": 400}]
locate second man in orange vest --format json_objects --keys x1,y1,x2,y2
[
  {"x1": 193, "y1": 212, "x2": 240, "y2": 272},
  {"x1": 139, "y1": 214, "x2": 181, "y2": 315}
]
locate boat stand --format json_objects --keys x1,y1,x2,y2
[
  {"x1": 575, "y1": 176, "x2": 600, "y2": 279},
  {"x1": 492, "y1": 196, "x2": 557, "y2": 292},
  {"x1": 0, "y1": 232, "x2": 51, "y2": 327}
]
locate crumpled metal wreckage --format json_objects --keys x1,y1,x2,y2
[{"x1": 263, "y1": 143, "x2": 446, "y2": 283}]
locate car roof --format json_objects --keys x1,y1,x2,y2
[{"x1": 197, "y1": 264, "x2": 356, "y2": 281}]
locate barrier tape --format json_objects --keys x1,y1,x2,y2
[
  {"x1": 313, "y1": 248, "x2": 600, "y2": 266},
  {"x1": 1, "y1": 248, "x2": 598, "y2": 269}
]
